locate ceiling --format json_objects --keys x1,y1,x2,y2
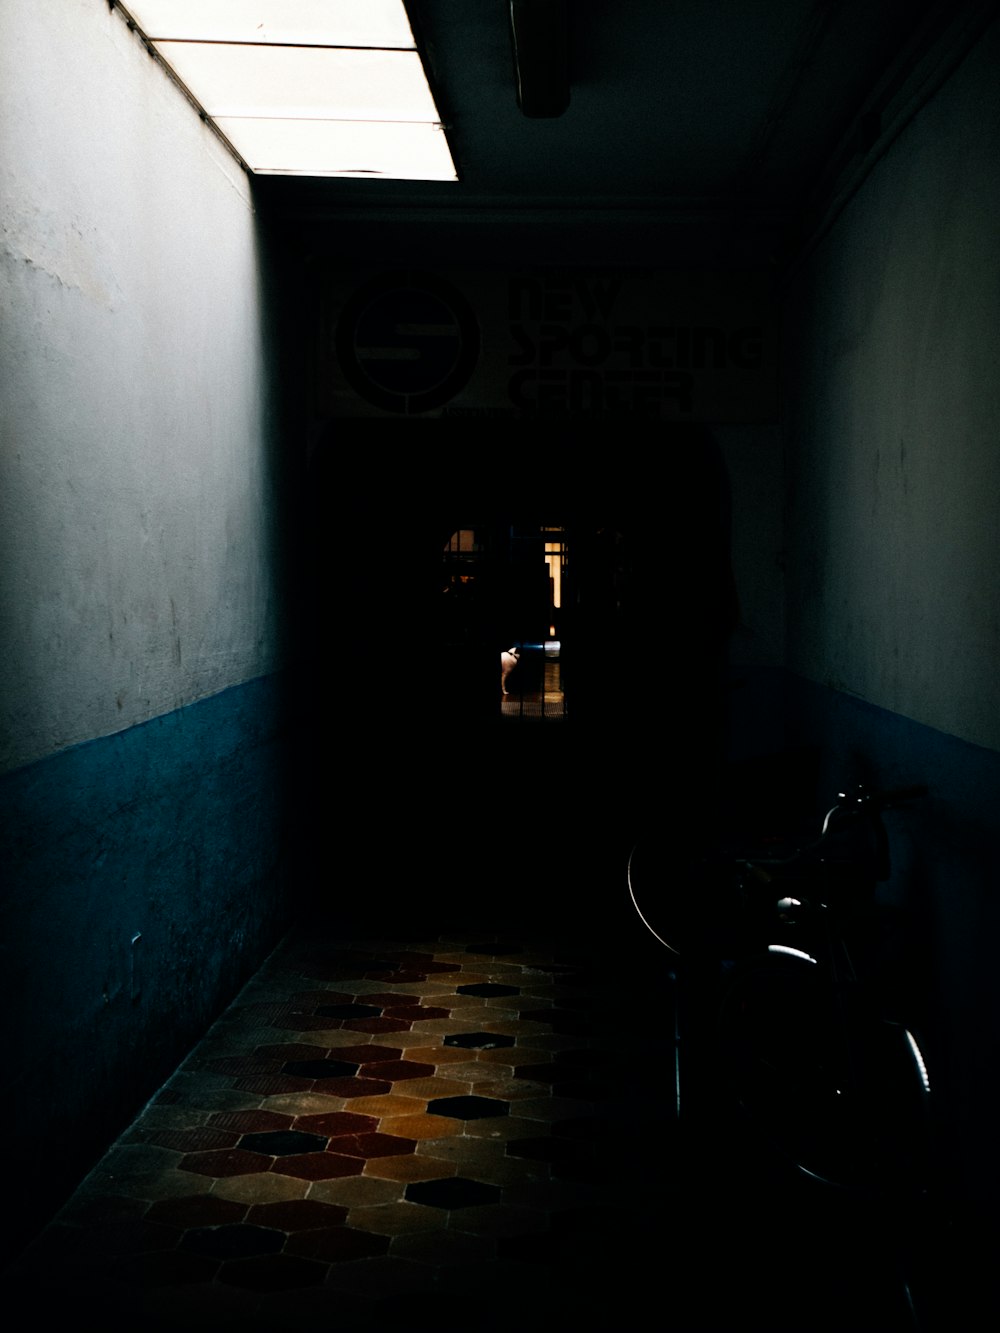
[{"x1": 255, "y1": 0, "x2": 988, "y2": 269}]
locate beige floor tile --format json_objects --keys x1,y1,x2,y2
[
  {"x1": 461, "y1": 1155, "x2": 550, "y2": 1188},
  {"x1": 404, "y1": 1044, "x2": 476, "y2": 1065},
  {"x1": 461, "y1": 1113, "x2": 549, "y2": 1141},
  {"x1": 179, "y1": 1088, "x2": 267, "y2": 1112},
  {"x1": 322, "y1": 1253, "x2": 437, "y2": 1300},
  {"x1": 468, "y1": 1075, "x2": 549, "y2": 1101},
  {"x1": 347, "y1": 1200, "x2": 447, "y2": 1237},
  {"x1": 453, "y1": 1014, "x2": 533, "y2": 1034},
  {"x1": 419, "y1": 991, "x2": 483, "y2": 1007},
  {"x1": 397, "y1": 1075, "x2": 473, "y2": 1099},
  {"x1": 97, "y1": 1143, "x2": 182, "y2": 1176},
  {"x1": 378, "y1": 1111, "x2": 464, "y2": 1140},
  {"x1": 262, "y1": 1092, "x2": 349, "y2": 1115},
  {"x1": 348, "y1": 1092, "x2": 427, "y2": 1118},
  {"x1": 130, "y1": 1106, "x2": 212, "y2": 1129},
  {"x1": 446, "y1": 1201, "x2": 549, "y2": 1238},
  {"x1": 376, "y1": 1030, "x2": 440, "y2": 1049},
  {"x1": 421, "y1": 1059, "x2": 484, "y2": 1083},
  {"x1": 477, "y1": 1044, "x2": 550, "y2": 1066},
  {"x1": 307, "y1": 1174, "x2": 402, "y2": 1208},
  {"x1": 312, "y1": 1028, "x2": 386, "y2": 1047},
  {"x1": 390, "y1": 1227, "x2": 495, "y2": 1267},
  {"x1": 210, "y1": 1172, "x2": 308, "y2": 1204},
  {"x1": 408, "y1": 1018, "x2": 473, "y2": 1036},
  {"x1": 414, "y1": 1136, "x2": 508, "y2": 1168},
  {"x1": 363, "y1": 1154, "x2": 458, "y2": 1183},
  {"x1": 510, "y1": 1095, "x2": 595, "y2": 1120}
]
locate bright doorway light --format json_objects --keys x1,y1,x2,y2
[{"x1": 116, "y1": 2, "x2": 458, "y2": 180}]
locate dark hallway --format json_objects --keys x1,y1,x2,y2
[{"x1": 4, "y1": 5, "x2": 1000, "y2": 1331}]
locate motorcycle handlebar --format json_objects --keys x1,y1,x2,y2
[{"x1": 835, "y1": 784, "x2": 928, "y2": 808}]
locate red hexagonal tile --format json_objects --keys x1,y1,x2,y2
[
  {"x1": 331, "y1": 1132, "x2": 417, "y2": 1160},
  {"x1": 382, "y1": 1006, "x2": 451, "y2": 1022},
  {"x1": 317, "y1": 1076, "x2": 392, "y2": 1098},
  {"x1": 144, "y1": 1127, "x2": 239, "y2": 1153},
  {"x1": 293, "y1": 1111, "x2": 379, "y2": 1137},
  {"x1": 359, "y1": 1059, "x2": 435, "y2": 1082},
  {"x1": 269, "y1": 1153, "x2": 365, "y2": 1181},
  {"x1": 231, "y1": 1074, "x2": 313, "y2": 1094},
  {"x1": 204, "y1": 1056, "x2": 282, "y2": 1076},
  {"x1": 217, "y1": 1253, "x2": 327, "y2": 1291},
  {"x1": 180, "y1": 1148, "x2": 272, "y2": 1177},
  {"x1": 207, "y1": 1109, "x2": 294, "y2": 1133},
  {"x1": 246, "y1": 1199, "x2": 349, "y2": 1230},
  {"x1": 284, "y1": 1227, "x2": 390, "y2": 1263}
]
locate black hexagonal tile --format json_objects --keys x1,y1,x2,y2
[
  {"x1": 217, "y1": 1253, "x2": 327, "y2": 1291},
  {"x1": 444, "y1": 1032, "x2": 517, "y2": 1049},
  {"x1": 426, "y1": 1096, "x2": 510, "y2": 1120},
  {"x1": 456, "y1": 983, "x2": 521, "y2": 997},
  {"x1": 179, "y1": 1225, "x2": 285, "y2": 1261},
  {"x1": 239, "y1": 1130, "x2": 329, "y2": 1157},
  {"x1": 405, "y1": 1178, "x2": 502, "y2": 1210},
  {"x1": 246, "y1": 1199, "x2": 348, "y2": 1231},
  {"x1": 284, "y1": 1227, "x2": 390, "y2": 1262}
]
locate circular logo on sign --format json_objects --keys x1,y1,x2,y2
[{"x1": 335, "y1": 272, "x2": 480, "y2": 414}]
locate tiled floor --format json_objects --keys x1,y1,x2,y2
[{"x1": 9, "y1": 905, "x2": 943, "y2": 1331}]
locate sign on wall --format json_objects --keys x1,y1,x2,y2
[{"x1": 319, "y1": 267, "x2": 778, "y2": 422}]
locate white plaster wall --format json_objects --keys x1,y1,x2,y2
[
  {"x1": 782, "y1": 18, "x2": 1000, "y2": 751},
  {"x1": 0, "y1": 1, "x2": 283, "y2": 774}
]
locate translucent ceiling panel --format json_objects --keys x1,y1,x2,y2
[
  {"x1": 116, "y1": 1, "x2": 456, "y2": 179},
  {"x1": 215, "y1": 118, "x2": 457, "y2": 180},
  {"x1": 153, "y1": 42, "x2": 439, "y2": 122},
  {"x1": 122, "y1": 1, "x2": 416, "y2": 47}
]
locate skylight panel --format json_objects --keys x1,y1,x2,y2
[
  {"x1": 154, "y1": 43, "x2": 440, "y2": 123},
  {"x1": 115, "y1": 1, "x2": 457, "y2": 180},
  {"x1": 214, "y1": 118, "x2": 457, "y2": 180},
  {"x1": 121, "y1": 1, "x2": 417, "y2": 48}
]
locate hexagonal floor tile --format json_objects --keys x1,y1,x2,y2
[
  {"x1": 456, "y1": 984, "x2": 521, "y2": 997},
  {"x1": 404, "y1": 1178, "x2": 502, "y2": 1210},
  {"x1": 239, "y1": 1130, "x2": 328, "y2": 1156},
  {"x1": 426, "y1": 1096, "x2": 510, "y2": 1120},
  {"x1": 444, "y1": 1032, "x2": 516, "y2": 1049},
  {"x1": 179, "y1": 1224, "x2": 284, "y2": 1260}
]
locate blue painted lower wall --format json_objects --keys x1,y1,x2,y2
[
  {"x1": 1, "y1": 674, "x2": 295, "y2": 1251},
  {"x1": 728, "y1": 665, "x2": 1000, "y2": 1212}
]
